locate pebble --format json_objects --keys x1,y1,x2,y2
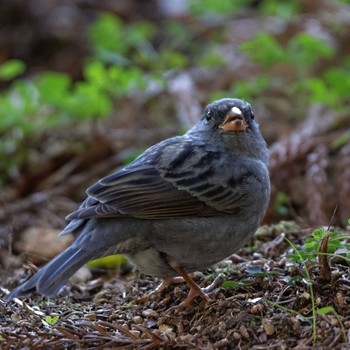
[
  {"x1": 129, "y1": 330, "x2": 141, "y2": 338},
  {"x1": 133, "y1": 316, "x2": 144, "y2": 324},
  {"x1": 330, "y1": 318, "x2": 339, "y2": 326},
  {"x1": 84, "y1": 313, "x2": 96, "y2": 321},
  {"x1": 250, "y1": 303, "x2": 265, "y2": 314},
  {"x1": 233, "y1": 332, "x2": 241, "y2": 340},
  {"x1": 142, "y1": 309, "x2": 159, "y2": 318},
  {"x1": 239, "y1": 325, "x2": 250, "y2": 339},
  {"x1": 262, "y1": 319, "x2": 275, "y2": 336}
]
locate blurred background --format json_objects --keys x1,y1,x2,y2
[{"x1": 0, "y1": 0, "x2": 350, "y2": 267}]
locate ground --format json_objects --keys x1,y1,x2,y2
[{"x1": 2, "y1": 222, "x2": 350, "y2": 349}]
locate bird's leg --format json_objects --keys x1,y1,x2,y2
[
  {"x1": 167, "y1": 259, "x2": 210, "y2": 308},
  {"x1": 138, "y1": 258, "x2": 224, "y2": 308},
  {"x1": 149, "y1": 276, "x2": 186, "y2": 296},
  {"x1": 137, "y1": 276, "x2": 187, "y2": 303}
]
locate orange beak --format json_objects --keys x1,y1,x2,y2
[{"x1": 219, "y1": 107, "x2": 248, "y2": 132}]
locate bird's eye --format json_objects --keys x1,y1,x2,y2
[
  {"x1": 205, "y1": 111, "x2": 212, "y2": 121},
  {"x1": 251, "y1": 111, "x2": 255, "y2": 120}
]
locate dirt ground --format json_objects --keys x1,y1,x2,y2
[{"x1": 2, "y1": 222, "x2": 350, "y2": 349}]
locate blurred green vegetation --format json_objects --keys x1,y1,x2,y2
[{"x1": 0, "y1": 0, "x2": 350, "y2": 186}]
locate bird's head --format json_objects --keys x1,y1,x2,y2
[
  {"x1": 188, "y1": 98, "x2": 268, "y2": 163},
  {"x1": 201, "y1": 98, "x2": 256, "y2": 133}
]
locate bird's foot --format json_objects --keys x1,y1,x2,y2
[
  {"x1": 136, "y1": 276, "x2": 187, "y2": 303},
  {"x1": 176, "y1": 273, "x2": 225, "y2": 310},
  {"x1": 136, "y1": 259, "x2": 224, "y2": 310},
  {"x1": 167, "y1": 259, "x2": 224, "y2": 309}
]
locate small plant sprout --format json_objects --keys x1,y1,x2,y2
[{"x1": 45, "y1": 315, "x2": 60, "y2": 326}]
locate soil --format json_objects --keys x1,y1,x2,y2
[{"x1": 2, "y1": 223, "x2": 350, "y2": 349}]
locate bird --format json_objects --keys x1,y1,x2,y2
[{"x1": 4, "y1": 98, "x2": 270, "y2": 308}]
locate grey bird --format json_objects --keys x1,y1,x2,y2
[{"x1": 5, "y1": 98, "x2": 270, "y2": 308}]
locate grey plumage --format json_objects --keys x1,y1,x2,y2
[{"x1": 5, "y1": 98, "x2": 270, "y2": 302}]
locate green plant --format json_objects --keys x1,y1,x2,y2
[
  {"x1": 287, "y1": 33, "x2": 334, "y2": 75},
  {"x1": 211, "y1": 75, "x2": 271, "y2": 102},
  {"x1": 0, "y1": 14, "x2": 162, "y2": 186},
  {"x1": 269, "y1": 227, "x2": 350, "y2": 344},
  {"x1": 286, "y1": 237, "x2": 317, "y2": 342},
  {"x1": 258, "y1": 0, "x2": 301, "y2": 19},
  {"x1": 45, "y1": 315, "x2": 59, "y2": 326},
  {"x1": 240, "y1": 33, "x2": 288, "y2": 68},
  {"x1": 241, "y1": 32, "x2": 334, "y2": 73},
  {"x1": 219, "y1": 30, "x2": 350, "y2": 112},
  {"x1": 288, "y1": 226, "x2": 350, "y2": 263},
  {"x1": 189, "y1": 0, "x2": 247, "y2": 17},
  {"x1": 0, "y1": 59, "x2": 26, "y2": 80}
]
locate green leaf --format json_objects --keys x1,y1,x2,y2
[
  {"x1": 222, "y1": 281, "x2": 244, "y2": 288},
  {"x1": 36, "y1": 72, "x2": 71, "y2": 105},
  {"x1": 273, "y1": 191, "x2": 289, "y2": 216},
  {"x1": 189, "y1": 0, "x2": 246, "y2": 17},
  {"x1": 287, "y1": 275, "x2": 302, "y2": 285},
  {"x1": 312, "y1": 228, "x2": 326, "y2": 239},
  {"x1": 65, "y1": 82, "x2": 112, "y2": 120},
  {"x1": 287, "y1": 33, "x2": 334, "y2": 72},
  {"x1": 0, "y1": 60, "x2": 26, "y2": 80},
  {"x1": 221, "y1": 280, "x2": 253, "y2": 288},
  {"x1": 198, "y1": 51, "x2": 227, "y2": 68},
  {"x1": 245, "y1": 266, "x2": 280, "y2": 277},
  {"x1": 158, "y1": 49, "x2": 188, "y2": 70},
  {"x1": 233, "y1": 75, "x2": 271, "y2": 100},
  {"x1": 240, "y1": 33, "x2": 287, "y2": 68},
  {"x1": 316, "y1": 306, "x2": 335, "y2": 315},
  {"x1": 127, "y1": 21, "x2": 156, "y2": 46},
  {"x1": 88, "y1": 13, "x2": 128, "y2": 56},
  {"x1": 45, "y1": 315, "x2": 59, "y2": 325},
  {"x1": 259, "y1": 0, "x2": 301, "y2": 19}
]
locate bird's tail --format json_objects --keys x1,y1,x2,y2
[{"x1": 4, "y1": 246, "x2": 96, "y2": 301}]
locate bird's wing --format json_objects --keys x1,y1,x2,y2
[{"x1": 66, "y1": 137, "x2": 245, "y2": 222}]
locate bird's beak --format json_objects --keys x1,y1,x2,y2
[{"x1": 219, "y1": 107, "x2": 248, "y2": 132}]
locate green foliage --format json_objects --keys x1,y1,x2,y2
[
  {"x1": 0, "y1": 8, "x2": 349, "y2": 188},
  {"x1": 288, "y1": 226, "x2": 350, "y2": 263},
  {"x1": 198, "y1": 50, "x2": 227, "y2": 68},
  {"x1": 287, "y1": 33, "x2": 334, "y2": 74},
  {"x1": 283, "y1": 233, "x2": 349, "y2": 343},
  {"x1": 88, "y1": 13, "x2": 156, "y2": 65},
  {"x1": 294, "y1": 65, "x2": 350, "y2": 109},
  {"x1": 245, "y1": 266, "x2": 280, "y2": 277},
  {"x1": 240, "y1": 33, "x2": 288, "y2": 68},
  {"x1": 221, "y1": 31, "x2": 348, "y2": 110},
  {"x1": 189, "y1": 0, "x2": 247, "y2": 17},
  {"x1": 273, "y1": 192, "x2": 289, "y2": 217},
  {"x1": 241, "y1": 32, "x2": 334, "y2": 72},
  {"x1": 89, "y1": 14, "x2": 189, "y2": 72},
  {"x1": 0, "y1": 14, "x2": 164, "y2": 185},
  {"x1": 212, "y1": 75, "x2": 271, "y2": 102},
  {"x1": 45, "y1": 315, "x2": 59, "y2": 326},
  {"x1": 222, "y1": 280, "x2": 254, "y2": 288},
  {"x1": 0, "y1": 59, "x2": 26, "y2": 80},
  {"x1": 258, "y1": 0, "x2": 301, "y2": 19},
  {"x1": 285, "y1": 237, "x2": 317, "y2": 342}
]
